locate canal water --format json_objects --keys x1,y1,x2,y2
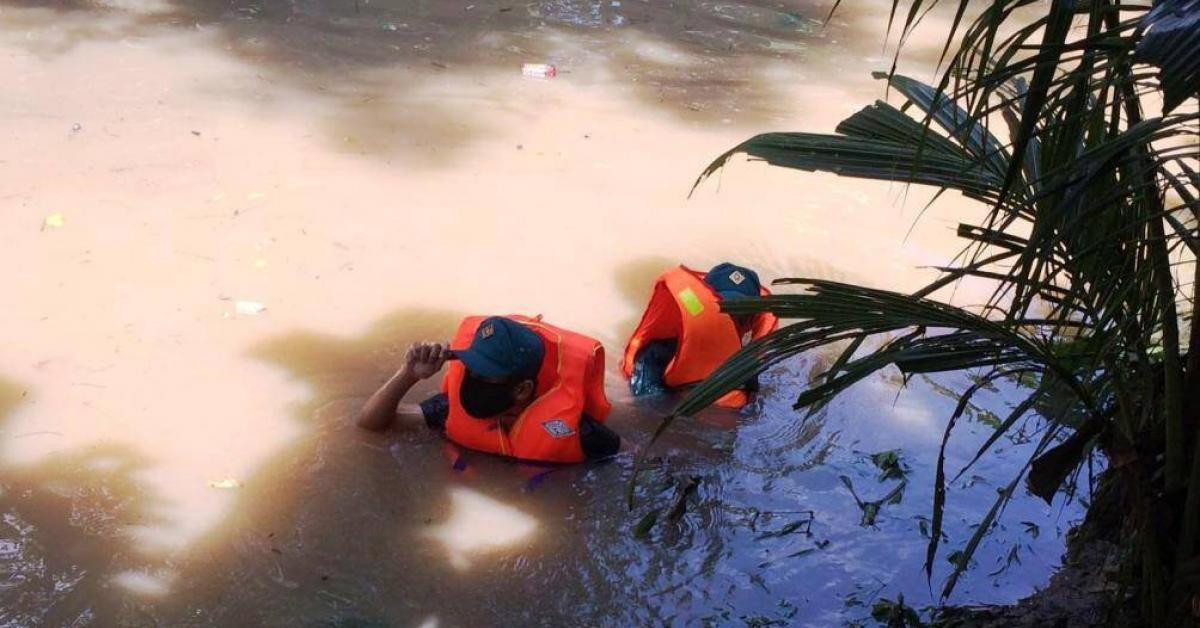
[{"x1": 0, "y1": 0, "x2": 1081, "y2": 625}]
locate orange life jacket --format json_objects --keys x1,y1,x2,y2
[
  {"x1": 442, "y1": 315, "x2": 612, "y2": 463},
  {"x1": 621, "y1": 265, "x2": 778, "y2": 408}
]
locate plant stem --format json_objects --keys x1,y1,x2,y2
[
  {"x1": 1114, "y1": 69, "x2": 1185, "y2": 491},
  {"x1": 1177, "y1": 251, "x2": 1200, "y2": 559},
  {"x1": 1148, "y1": 214, "x2": 1185, "y2": 492}
]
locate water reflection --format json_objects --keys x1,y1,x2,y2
[
  {"x1": 0, "y1": 0, "x2": 1073, "y2": 622},
  {"x1": 0, "y1": 310, "x2": 1088, "y2": 625},
  {"x1": 427, "y1": 487, "x2": 539, "y2": 570},
  {"x1": 0, "y1": 378, "x2": 170, "y2": 625}
]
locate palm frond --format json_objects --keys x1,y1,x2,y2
[{"x1": 1134, "y1": 0, "x2": 1200, "y2": 113}]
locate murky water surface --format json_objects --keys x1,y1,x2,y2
[{"x1": 0, "y1": 0, "x2": 1080, "y2": 625}]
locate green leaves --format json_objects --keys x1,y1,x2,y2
[
  {"x1": 871, "y1": 450, "x2": 910, "y2": 481},
  {"x1": 693, "y1": 99, "x2": 1005, "y2": 204},
  {"x1": 669, "y1": 279, "x2": 1066, "y2": 422},
  {"x1": 1134, "y1": 0, "x2": 1200, "y2": 113},
  {"x1": 668, "y1": 0, "x2": 1198, "y2": 615},
  {"x1": 633, "y1": 509, "x2": 659, "y2": 539},
  {"x1": 870, "y1": 594, "x2": 924, "y2": 627},
  {"x1": 840, "y1": 475, "x2": 907, "y2": 527},
  {"x1": 1027, "y1": 419, "x2": 1102, "y2": 503}
]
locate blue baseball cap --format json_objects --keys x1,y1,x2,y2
[
  {"x1": 704, "y1": 262, "x2": 762, "y2": 300},
  {"x1": 452, "y1": 316, "x2": 544, "y2": 379}
]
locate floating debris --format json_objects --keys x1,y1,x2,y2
[
  {"x1": 666, "y1": 475, "x2": 701, "y2": 523},
  {"x1": 633, "y1": 509, "x2": 659, "y2": 539},
  {"x1": 234, "y1": 300, "x2": 266, "y2": 315},
  {"x1": 42, "y1": 213, "x2": 65, "y2": 230},
  {"x1": 755, "y1": 513, "x2": 815, "y2": 540},
  {"x1": 522, "y1": 63, "x2": 557, "y2": 79},
  {"x1": 840, "y1": 475, "x2": 906, "y2": 527},
  {"x1": 870, "y1": 449, "x2": 910, "y2": 481}
]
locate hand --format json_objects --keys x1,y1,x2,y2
[{"x1": 403, "y1": 341, "x2": 449, "y2": 380}]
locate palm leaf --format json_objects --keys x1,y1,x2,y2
[{"x1": 1134, "y1": 0, "x2": 1200, "y2": 113}]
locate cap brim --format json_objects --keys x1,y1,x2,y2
[
  {"x1": 450, "y1": 348, "x2": 513, "y2": 378},
  {"x1": 718, "y1": 290, "x2": 755, "y2": 301}
]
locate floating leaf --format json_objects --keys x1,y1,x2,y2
[
  {"x1": 633, "y1": 509, "x2": 659, "y2": 539},
  {"x1": 42, "y1": 213, "x2": 65, "y2": 230},
  {"x1": 871, "y1": 449, "x2": 910, "y2": 481},
  {"x1": 841, "y1": 475, "x2": 906, "y2": 526},
  {"x1": 666, "y1": 475, "x2": 700, "y2": 523},
  {"x1": 988, "y1": 544, "x2": 1023, "y2": 576},
  {"x1": 755, "y1": 515, "x2": 814, "y2": 540},
  {"x1": 785, "y1": 547, "x2": 817, "y2": 559},
  {"x1": 870, "y1": 594, "x2": 922, "y2": 626}
]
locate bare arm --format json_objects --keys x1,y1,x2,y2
[{"x1": 355, "y1": 342, "x2": 449, "y2": 431}]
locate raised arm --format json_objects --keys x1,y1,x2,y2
[{"x1": 355, "y1": 342, "x2": 449, "y2": 431}]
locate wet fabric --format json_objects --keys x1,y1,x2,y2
[
  {"x1": 629, "y1": 339, "x2": 760, "y2": 397},
  {"x1": 628, "y1": 339, "x2": 678, "y2": 396},
  {"x1": 620, "y1": 265, "x2": 777, "y2": 396},
  {"x1": 420, "y1": 392, "x2": 619, "y2": 460},
  {"x1": 442, "y1": 315, "x2": 611, "y2": 463}
]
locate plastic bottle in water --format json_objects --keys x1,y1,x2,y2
[{"x1": 522, "y1": 63, "x2": 557, "y2": 79}]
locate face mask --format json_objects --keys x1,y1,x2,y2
[{"x1": 460, "y1": 373, "x2": 517, "y2": 418}]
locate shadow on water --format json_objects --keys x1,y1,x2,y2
[
  {"x1": 0, "y1": 307, "x2": 1090, "y2": 625},
  {"x1": 605, "y1": 254, "x2": 675, "y2": 353},
  {"x1": 0, "y1": 377, "x2": 171, "y2": 626},
  {"x1": 0, "y1": 0, "x2": 909, "y2": 163},
  {"x1": 116, "y1": 306, "x2": 658, "y2": 626},
  {"x1": 135, "y1": 305, "x2": 768, "y2": 626},
  {"x1": 131, "y1": 307, "x2": 467, "y2": 625},
  {"x1": 246, "y1": 307, "x2": 468, "y2": 421},
  {"x1": 0, "y1": 304, "x2": 743, "y2": 626}
]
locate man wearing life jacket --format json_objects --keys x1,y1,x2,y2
[
  {"x1": 622, "y1": 262, "x2": 778, "y2": 409},
  {"x1": 356, "y1": 315, "x2": 620, "y2": 463}
]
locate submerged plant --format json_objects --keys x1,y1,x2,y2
[{"x1": 651, "y1": 0, "x2": 1199, "y2": 623}]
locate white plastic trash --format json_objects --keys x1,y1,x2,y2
[
  {"x1": 234, "y1": 300, "x2": 266, "y2": 315},
  {"x1": 522, "y1": 63, "x2": 557, "y2": 79}
]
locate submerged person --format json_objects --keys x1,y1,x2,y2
[
  {"x1": 621, "y1": 262, "x2": 778, "y2": 409},
  {"x1": 356, "y1": 315, "x2": 620, "y2": 463}
]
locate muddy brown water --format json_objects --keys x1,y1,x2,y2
[{"x1": 0, "y1": 0, "x2": 1082, "y2": 626}]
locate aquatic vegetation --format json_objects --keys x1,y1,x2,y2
[{"x1": 658, "y1": 0, "x2": 1199, "y2": 623}]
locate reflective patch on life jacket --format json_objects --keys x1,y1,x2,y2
[
  {"x1": 541, "y1": 419, "x2": 575, "y2": 439},
  {"x1": 677, "y1": 288, "x2": 705, "y2": 317}
]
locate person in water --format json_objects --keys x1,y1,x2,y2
[
  {"x1": 621, "y1": 262, "x2": 778, "y2": 408},
  {"x1": 356, "y1": 315, "x2": 621, "y2": 463}
]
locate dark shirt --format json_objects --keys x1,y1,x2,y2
[
  {"x1": 419, "y1": 393, "x2": 620, "y2": 460},
  {"x1": 629, "y1": 338, "x2": 759, "y2": 397}
]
